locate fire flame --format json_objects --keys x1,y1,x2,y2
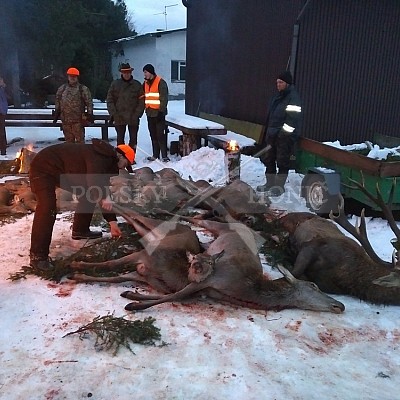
[
  {"x1": 226, "y1": 140, "x2": 239, "y2": 152},
  {"x1": 17, "y1": 146, "x2": 37, "y2": 174},
  {"x1": 26, "y1": 143, "x2": 35, "y2": 152}
]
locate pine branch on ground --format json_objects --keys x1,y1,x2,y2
[
  {"x1": 8, "y1": 223, "x2": 141, "y2": 282},
  {"x1": 63, "y1": 313, "x2": 167, "y2": 355}
]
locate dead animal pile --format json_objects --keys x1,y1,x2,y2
[
  {"x1": 109, "y1": 167, "x2": 271, "y2": 223},
  {"x1": 69, "y1": 208, "x2": 344, "y2": 314}
]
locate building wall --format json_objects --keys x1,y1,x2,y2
[
  {"x1": 185, "y1": 0, "x2": 400, "y2": 144},
  {"x1": 185, "y1": 0, "x2": 304, "y2": 123},
  {"x1": 295, "y1": 0, "x2": 400, "y2": 144},
  {"x1": 110, "y1": 30, "x2": 186, "y2": 98}
]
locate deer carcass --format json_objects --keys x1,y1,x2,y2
[
  {"x1": 0, "y1": 186, "x2": 30, "y2": 215},
  {"x1": 278, "y1": 200, "x2": 400, "y2": 305},
  {"x1": 110, "y1": 168, "x2": 192, "y2": 213},
  {"x1": 70, "y1": 210, "x2": 203, "y2": 293},
  {"x1": 119, "y1": 217, "x2": 344, "y2": 313}
]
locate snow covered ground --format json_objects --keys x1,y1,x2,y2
[{"x1": 1, "y1": 101, "x2": 399, "y2": 400}]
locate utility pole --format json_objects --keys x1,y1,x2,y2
[{"x1": 154, "y1": 3, "x2": 178, "y2": 30}]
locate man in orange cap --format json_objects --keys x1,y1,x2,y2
[
  {"x1": 53, "y1": 67, "x2": 94, "y2": 143},
  {"x1": 29, "y1": 139, "x2": 135, "y2": 270}
]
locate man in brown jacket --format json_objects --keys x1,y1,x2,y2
[
  {"x1": 29, "y1": 139, "x2": 135, "y2": 270},
  {"x1": 106, "y1": 63, "x2": 145, "y2": 151}
]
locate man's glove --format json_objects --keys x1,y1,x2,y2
[
  {"x1": 157, "y1": 111, "x2": 165, "y2": 122},
  {"x1": 52, "y1": 109, "x2": 61, "y2": 124}
]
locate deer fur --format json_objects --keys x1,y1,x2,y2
[
  {"x1": 0, "y1": 186, "x2": 31, "y2": 215},
  {"x1": 109, "y1": 168, "x2": 271, "y2": 224},
  {"x1": 70, "y1": 209, "x2": 344, "y2": 313},
  {"x1": 71, "y1": 211, "x2": 202, "y2": 293},
  {"x1": 278, "y1": 212, "x2": 400, "y2": 305}
]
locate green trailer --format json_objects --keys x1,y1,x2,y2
[{"x1": 295, "y1": 137, "x2": 400, "y2": 214}]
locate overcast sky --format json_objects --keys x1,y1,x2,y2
[{"x1": 124, "y1": 0, "x2": 187, "y2": 34}]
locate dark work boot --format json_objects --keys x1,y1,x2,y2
[
  {"x1": 30, "y1": 255, "x2": 55, "y2": 271},
  {"x1": 268, "y1": 174, "x2": 287, "y2": 197},
  {"x1": 257, "y1": 174, "x2": 276, "y2": 192}
]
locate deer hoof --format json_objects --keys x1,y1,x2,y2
[
  {"x1": 125, "y1": 301, "x2": 151, "y2": 311},
  {"x1": 124, "y1": 302, "x2": 137, "y2": 311},
  {"x1": 120, "y1": 290, "x2": 135, "y2": 299}
]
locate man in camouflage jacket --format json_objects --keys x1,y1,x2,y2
[{"x1": 54, "y1": 67, "x2": 93, "y2": 143}]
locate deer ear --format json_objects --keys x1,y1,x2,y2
[
  {"x1": 212, "y1": 250, "x2": 225, "y2": 263},
  {"x1": 186, "y1": 251, "x2": 195, "y2": 262},
  {"x1": 373, "y1": 271, "x2": 400, "y2": 288},
  {"x1": 277, "y1": 265, "x2": 297, "y2": 284}
]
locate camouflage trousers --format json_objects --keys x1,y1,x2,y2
[{"x1": 62, "y1": 122, "x2": 85, "y2": 143}]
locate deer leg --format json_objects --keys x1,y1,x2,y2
[
  {"x1": 291, "y1": 244, "x2": 319, "y2": 277},
  {"x1": 70, "y1": 252, "x2": 141, "y2": 271},
  {"x1": 69, "y1": 271, "x2": 145, "y2": 284},
  {"x1": 123, "y1": 281, "x2": 208, "y2": 311},
  {"x1": 113, "y1": 204, "x2": 186, "y2": 242},
  {"x1": 121, "y1": 291, "x2": 164, "y2": 301}
]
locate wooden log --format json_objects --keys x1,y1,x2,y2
[
  {"x1": 182, "y1": 133, "x2": 198, "y2": 156},
  {"x1": 0, "y1": 159, "x2": 20, "y2": 175}
]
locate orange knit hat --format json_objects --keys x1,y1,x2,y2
[
  {"x1": 67, "y1": 67, "x2": 80, "y2": 76},
  {"x1": 116, "y1": 144, "x2": 135, "y2": 164}
]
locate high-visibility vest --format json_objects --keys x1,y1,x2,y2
[{"x1": 144, "y1": 76, "x2": 161, "y2": 110}]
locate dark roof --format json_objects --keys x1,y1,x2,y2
[{"x1": 110, "y1": 28, "x2": 186, "y2": 44}]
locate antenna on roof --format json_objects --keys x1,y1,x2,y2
[{"x1": 154, "y1": 3, "x2": 178, "y2": 30}]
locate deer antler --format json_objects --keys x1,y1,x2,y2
[
  {"x1": 347, "y1": 175, "x2": 400, "y2": 240},
  {"x1": 348, "y1": 175, "x2": 400, "y2": 270},
  {"x1": 329, "y1": 194, "x2": 392, "y2": 268},
  {"x1": 174, "y1": 175, "x2": 237, "y2": 221}
]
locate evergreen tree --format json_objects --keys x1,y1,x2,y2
[{"x1": 0, "y1": 0, "x2": 135, "y2": 105}]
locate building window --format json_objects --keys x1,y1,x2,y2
[{"x1": 171, "y1": 60, "x2": 186, "y2": 82}]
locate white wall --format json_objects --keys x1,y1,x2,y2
[{"x1": 110, "y1": 30, "x2": 186, "y2": 98}]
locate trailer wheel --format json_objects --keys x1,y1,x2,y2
[{"x1": 302, "y1": 174, "x2": 339, "y2": 214}]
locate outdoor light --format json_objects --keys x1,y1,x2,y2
[{"x1": 224, "y1": 140, "x2": 241, "y2": 183}]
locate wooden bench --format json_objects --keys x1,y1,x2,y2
[
  {"x1": 166, "y1": 113, "x2": 227, "y2": 156},
  {"x1": 6, "y1": 109, "x2": 112, "y2": 141}
]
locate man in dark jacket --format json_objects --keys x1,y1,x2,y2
[
  {"x1": 29, "y1": 139, "x2": 135, "y2": 270},
  {"x1": 106, "y1": 63, "x2": 145, "y2": 150},
  {"x1": 142, "y1": 64, "x2": 169, "y2": 162},
  {"x1": 0, "y1": 75, "x2": 8, "y2": 155},
  {"x1": 257, "y1": 71, "x2": 302, "y2": 196}
]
